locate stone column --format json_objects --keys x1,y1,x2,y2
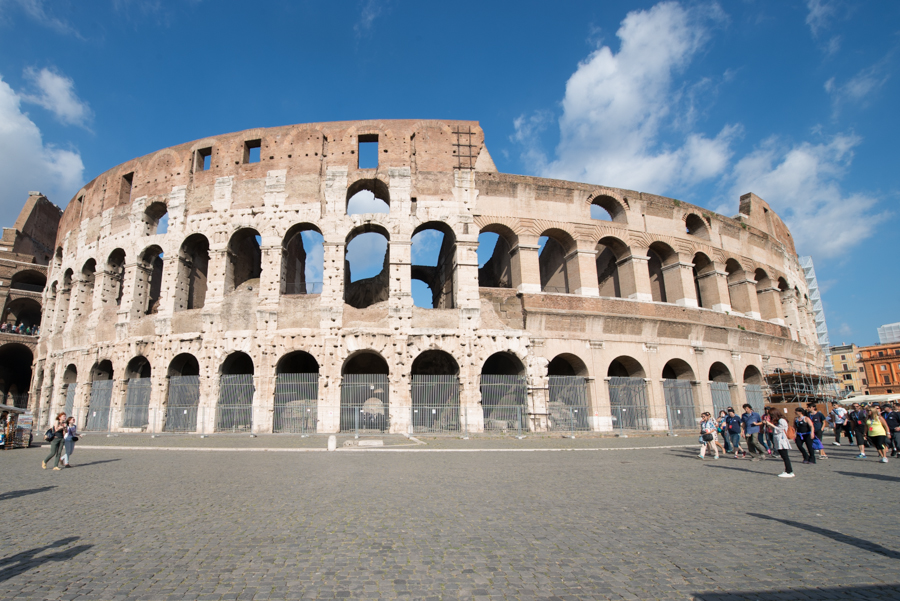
[
  {"x1": 727, "y1": 276, "x2": 761, "y2": 319},
  {"x1": 455, "y1": 236, "x2": 481, "y2": 328},
  {"x1": 617, "y1": 252, "x2": 653, "y2": 301},
  {"x1": 510, "y1": 235, "x2": 541, "y2": 294},
  {"x1": 781, "y1": 290, "x2": 802, "y2": 341},
  {"x1": 320, "y1": 240, "x2": 345, "y2": 330},
  {"x1": 566, "y1": 240, "x2": 600, "y2": 297},
  {"x1": 695, "y1": 265, "x2": 732, "y2": 312},
  {"x1": 661, "y1": 257, "x2": 698, "y2": 307},
  {"x1": 757, "y1": 287, "x2": 785, "y2": 324},
  {"x1": 252, "y1": 373, "x2": 270, "y2": 434},
  {"x1": 389, "y1": 238, "x2": 413, "y2": 331},
  {"x1": 204, "y1": 248, "x2": 229, "y2": 307},
  {"x1": 148, "y1": 373, "x2": 167, "y2": 433}
]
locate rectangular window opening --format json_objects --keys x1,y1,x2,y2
[
  {"x1": 195, "y1": 147, "x2": 212, "y2": 172},
  {"x1": 121, "y1": 172, "x2": 134, "y2": 203},
  {"x1": 358, "y1": 134, "x2": 379, "y2": 169},
  {"x1": 244, "y1": 139, "x2": 261, "y2": 164}
]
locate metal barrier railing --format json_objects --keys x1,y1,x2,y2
[
  {"x1": 164, "y1": 376, "x2": 201, "y2": 432},
  {"x1": 547, "y1": 376, "x2": 591, "y2": 433},
  {"x1": 83, "y1": 380, "x2": 114, "y2": 431},
  {"x1": 663, "y1": 379, "x2": 697, "y2": 430},
  {"x1": 480, "y1": 375, "x2": 527, "y2": 406},
  {"x1": 710, "y1": 381, "x2": 731, "y2": 416},
  {"x1": 122, "y1": 378, "x2": 152, "y2": 429},
  {"x1": 608, "y1": 377, "x2": 651, "y2": 431},
  {"x1": 410, "y1": 375, "x2": 461, "y2": 434},
  {"x1": 340, "y1": 374, "x2": 389, "y2": 435},
  {"x1": 216, "y1": 374, "x2": 254, "y2": 432},
  {"x1": 273, "y1": 373, "x2": 319, "y2": 433},
  {"x1": 482, "y1": 404, "x2": 525, "y2": 435}
]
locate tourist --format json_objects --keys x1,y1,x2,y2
[
  {"x1": 698, "y1": 412, "x2": 719, "y2": 459},
  {"x1": 793, "y1": 407, "x2": 817, "y2": 465},
  {"x1": 0, "y1": 322, "x2": 6, "y2": 333},
  {"x1": 760, "y1": 407, "x2": 775, "y2": 456},
  {"x1": 725, "y1": 408, "x2": 746, "y2": 458},
  {"x1": 807, "y1": 403, "x2": 829, "y2": 459},
  {"x1": 884, "y1": 403, "x2": 900, "y2": 457},
  {"x1": 741, "y1": 404, "x2": 768, "y2": 461},
  {"x1": 865, "y1": 407, "x2": 890, "y2": 463},
  {"x1": 60, "y1": 417, "x2": 78, "y2": 468},
  {"x1": 717, "y1": 410, "x2": 733, "y2": 453},
  {"x1": 830, "y1": 402, "x2": 852, "y2": 445},
  {"x1": 849, "y1": 402, "x2": 869, "y2": 458},
  {"x1": 42, "y1": 413, "x2": 68, "y2": 470},
  {"x1": 766, "y1": 407, "x2": 794, "y2": 478}
]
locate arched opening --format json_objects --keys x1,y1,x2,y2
[
  {"x1": 282, "y1": 224, "x2": 324, "y2": 295},
  {"x1": 411, "y1": 222, "x2": 456, "y2": 309},
  {"x1": 692, "y1": 252, "x2": 716, "y2": 309},
  {"x1": 777, "y1": 277, "x2": 790, "y2": 292},
  {"x1": 144, "y1": 201, "x2": 168, "y2": 235},
  {"x1": 725, "y1": 259, "x2": 750, "y2": 315},
  {"x1": 274, "y1": 351, "x2": 320, "y2": 433},
  {"x1": 105, "y1": 249, "x2": 126, "y2": 306},
  {"x1": 648, "y1": 242, "x2": 677, "y2": 303},
  {"x1": 2, "y1": 297, "x2": 42, "y2": 331},
  {"x1": 123, "y1": 356, "x2": 152, "y2": 429},
  {"x1": 61, "y1": 364, "x2": 78, "y2": 417},
  {"x1": 607, "y1": 356, "x2": 650, "y2": 431},
  {"x1": 227, "y1": 229, "x2": 261, "y2": 293},
  {"x1": 56, "y1": 269, "x2": 73, "y2": 328},
  {"x1": 539, "y1": 229, "x2": 576, "y2": 294},
  {"x1": 685, "y1": 214, "x2": 710, "y2": 240},
  {"x1": 0, "y1": 343, "x2": 33, "y2": 406},
  {"x1": 138, "y1": 245, "x2": 164, "y2": 315},
  {"x1": 84, "y1": 360, "x2": 115, "y2": 431},
  {"x1": 589, "y1": 194, "x2": 627, "y2": 223},
  {"x1": 9, "y1": 270, "x2": 46, "y2": 292},
  {"x1": 177, "y1": 234, "x2": 210, "y2": 310},
  {"x1": 344, "y1": 225, "x2": 389, "y2": 309},
  {"x1": 164, "y1": 353, "x2": 201, "y2": 433},
  {"x1": 340, "y1": 351, "x2": 389, "y2": 434},
  {"x1": 708, "y1": 361, "x2": 734, "y2": 415},
  {"x1": 410, "y1": 350, "x2": 461, "y2": 433},
  {"x1": 596, "y1": 236, "x2": 629, "y2": 298},
  {"x1": 743, "y1": 365, "x2": 764, "y2": 409},
  {"x1": 76, "y1": 259, "x2": 96, "y2": 318},
  {"x1": 477, "y1": 225, "x2": 515, "y2": 289},
  {"x1": 480, "y1": 352, "x2": 528, "y2": 432},
  {"x1": 346, "y1": 179, "x2": 390, "y2": 215},
  {"x1": 755, "y1": 268, "x2": 781, "y2": 321},
  {"x1": 217, "y1": 351, "x2": 255, "y2": 433},
  {"x1": 662, "y1": 359, "x2": 697, "y2": 430},
  {"x1": 547, "y1": 354, "x2": 590, "y2": 432}
]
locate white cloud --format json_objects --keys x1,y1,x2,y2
[
  {"x1": 0, "y1": 0, "x2": 80, "y2": 37},
  {"x1": 518, "y1": 1, "x2": 737, "y2": 194},
  {"x1": 354, "y1": 0, "x2": 383, "y2": 37},
  {"x1": 728, "y1": 134, "x2": 883, "y2": 259},
  {"x1": 825, "y1": 59, "x2": 891, "y2": 115},
  {"x1": 22, "y1": 67, "x2": 93, "y2": 128},
  {"x1": 411, "y1": 230, "x2": 444, "y2": 267},
  {"x1": 0, "y1": 73, "x2": 84, "y2": 224},
  {"x1": 838, "y1": 322, "x2": 853, "y2": 337},
  {"x1": 805, "y1": 0, "x2": 837, "y2": 37}
]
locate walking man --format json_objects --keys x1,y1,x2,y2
[
  {"x1": 741, "y1": 404, "x2": 768, "y2": 461},
  {"x1": 848, "y1": 402, "x2": 869, "y2": 458},
  {"x1": 830, "y1": 402, "x2": 851, "y2": 446},
  {"x1": 726, "y1": 408, "x2": 746, "y2": 458}
]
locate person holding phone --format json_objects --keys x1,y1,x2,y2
[
  {"x1": 42, "y1": 413, "x2": 68, "y2": 470},
  {"x1": 60, "y1": 417, "x2": 78, "y2": 468}
]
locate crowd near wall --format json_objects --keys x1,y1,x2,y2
[{"x1": 29, "y1": 120, "x2": 824, "y2": 435}]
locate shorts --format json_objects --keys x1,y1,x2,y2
[
  {"x1": 855, "y1": 426, "x2": 867, "y2": 441},
  {"x1": 869, "y1": 435, "x2": 886, "y2": 450}
]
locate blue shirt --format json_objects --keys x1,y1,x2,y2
[{"x1": 741, "y1": 411, "x2": 761, "y2": 435}]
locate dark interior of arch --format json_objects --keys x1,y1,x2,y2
[
  {"x1": 478, "y1": 231, "x2": 512, "y2": 288},
  {"x1": 411, "y1": 350, "x2": 459, "y2": 376},
  {"x1": 9, "y1": 270, "x2": 46, "y2": 291},
  {"x1": 647, "y1": 249, "x2": 667, "y2": 302},
  {"x1": 663, "y1": 360, "x2": 694, "y2": 380},
  {"x1": 539, "y1": 236, "x2": 568, "y2": 293},
  {"x1": 141, "y1": 247, "x2": 164, "y2": 314},
  {"x1": 79, "y1": 260, "x2": 96, "y2": 315},
  {"x1": 0, "y1": 343, "x2": 33, "y2": 397},
  {"x1": 590, "y1": 195, "x2": 624, "y2": 222},
  {"x1": 168, "y1": 354, "x2": 200, "y2": 377},
  {"x1": 744, "y1": 365, "x2": 763, "y2": 385},
  {"x1": 482, "y1": 352, "x2": 524, "y2": 376},
  {"x1": 276, "y1": 351, "x2": 320, "y2": 374},
  {"x1": 607, "y1": 357, "x2": 645, "y2": 378},
  {"x1": 92, "y1": 360, "x2": 114, "y2": 381},
  {"x1": 63, "y1": 365, "x2": 77, "y2": 384},
  {"x1": 344, "y1": 229, "x2": 389, "y2": 309},
  {"x1": 181, "y1": 235, "x2": 209, "y2": 310},
  {"x1": 411, "y1": 226, "x2": 455, "y2": 309},
  {"x1": 229, "y1": 230, "x2": 262, "y2": 291},
  {"x1": 596, "y1": 243, "x2": 621, "y2": 298},
  {"x1": 685, "y1": 214, "x2": 708, "y2": 238},
  {"x1": 222, "y1": 352, "x2": 254, "y2": 375},
  {"x1": 709, "y1": 362, "x2": 732, "y2": 383},
  {"x1": 126, "y1": 356, "x2": 152, "y2": 379},
  {"x1": 343, "y1": 352, "x2": 389, "y2": 375},
  {"x1": 3, "y1": 298, "x2": 42, "y2": 328},
  {"x1": 283, "y1": 227, "x2": 324, "y2": 295},
  {"x1": 107, "y1": 249, "x2": 126, "y2": 305},
  {"x1": 145, "y1": 201, "x2": 168, "y2": 235},
  {"x1": 547, "y1": 356, "x2": 577, "y2": 376}
]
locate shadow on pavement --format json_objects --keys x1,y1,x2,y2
[
  {"x1": 693, "y1": 584, "x2": 900, "y2": 600},
  {"x1": 70, "y1": 458, "x2": 121, "y2": 468},
  {"x1": 0, "y1": 486, "x2": 56, "y2": 502},
  {"x1": 836, "y1": 471, "x2": 900, "y2": 483},
  {"x1": 748, "y1": 513, "x2": 900, "y2": 560},
  {"x1": 0, "y1": 537, "x2": 92, "y2": 584},
  {"x1": 702, "y1": 464, "x2": 770, "y2": 475}
]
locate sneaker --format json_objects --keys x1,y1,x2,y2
[
  {"x1": 832, "y1": 442, "x2": 841, "y2": 446},
  {"x1": 714, "y1": 455, "x2": 720, "y2": 459},
  {"x1": 820, "y1": 455, "x2": 828, "y2": 459},
  {"x1": 697, "y1": 455, "x2": 704, "y2": 460},
  {"x1": 881, "y1": 458, "x2": 889, "y2": 463},
  {"x1": 777, "y1": 472, "x2": 796, "y2": 478},
  {"x1": 856, "y1": 454, "x2": 867, "y2": 458},
  {"x1": 802, "y1": 460, "x2": 810, "y2": 464}
]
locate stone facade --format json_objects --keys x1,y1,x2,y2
[{"x1": 33, "y1": 120, "x2": 824, "y2": 433}]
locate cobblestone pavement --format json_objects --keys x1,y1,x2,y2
[{"x1": 2, "y1": 441, "x2": 899, "y2": 600}]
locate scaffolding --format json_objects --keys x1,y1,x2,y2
[{"x1": 762, "y1": 358, "x2": 841, "y2": 409}]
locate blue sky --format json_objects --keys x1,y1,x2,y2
[{"x1": 0, "y1": 1, "x2": 897, "y2": 343}]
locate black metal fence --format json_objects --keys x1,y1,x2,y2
[
  {"x1": 273, "y1": 373, "x2": 318, "y2": 433},
  {"x1": 216, "y1": 374, "x2": 255, "y2": 432},
  {"x1": 608, "y1": 377, "x2": 651, "y2": 431},
  {"x1": 480, "y1": 375, "x2": 528, "y2": 433},
  {"x1": 164, "y1": 375, "x2": 201, "y2": 432},
  {"x1": 410, "y1": 375, "x2": 461, "y2": 434},
  {"x1": 340, "y1": 374, "x2": 389, "y2": 434},
  {"x1": 122, "y1": 378, "x2": 152, "y2": 429},
  {"x1": 547, "y1": 376, "x2": 591, "y2": 432},
  {"x1": 663, "y1": 379, "x2": 697, "y2": 430}
]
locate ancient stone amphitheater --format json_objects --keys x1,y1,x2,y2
[{"x1": 33, "y1": 119, "x2": 823, "y2": 435}]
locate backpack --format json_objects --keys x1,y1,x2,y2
[{"x1": 44, "y1": 428, "x2": 55, "y2": 442}]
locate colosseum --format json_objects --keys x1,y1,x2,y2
[{"x1": 30, "y1": 119, "x2": 824, "y2": 436}]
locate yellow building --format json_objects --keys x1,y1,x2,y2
[{"x1": 830, "y1": 343, "x2": 867, "y2": 397}]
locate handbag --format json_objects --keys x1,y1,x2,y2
[
  {"x1": 787, "y1": 425, "x2": 797, "y2": 440},
  {"x1": 72, "y1": 436, "x2": 79, "y2": 442},
  {"x1": 44, "y1": 428, "x2": 55, "y2": 442},
  {"x1": 701, "y1": 432, "x2": 714, "y2": 442}
]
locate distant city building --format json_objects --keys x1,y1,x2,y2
[
  {"x1": 878, "y1": 322, "x2": 900, "y2": 344},
  {"x1": 829, "y1": 343, "x2": 867, "y2": 397},
  {"x1": 857, "y1": 342, "x2": 900, "y2": 396}
]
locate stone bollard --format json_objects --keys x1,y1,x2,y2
[{"x1": 327, "y1": 435, "x2": 337, "y2": 451}]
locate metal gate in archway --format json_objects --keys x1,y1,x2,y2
[
  {"x1": 480, "y1": 375, "x2": 528, "y2": 434},
  {"x1": 547, "y1": 376, "x2": 591, "y2": 432},
  {"x1": 216, "y1": 374, "x2": 255, "y2": 432},
  {"x1": 410, "y1": 375, "x2": 461, "y2": 434},
  {"x1": 745, "y1": 384, "x2": 765, "y2": 409},
  {"x1": 608, "y1": 377, "x2": 650, "y2": 431},
  {"x1": 273, "y1": 373, "x2": 318, "y2": 433},
  {"x1": 710, "y1": 382, "x2": 732, "y2": 416},
  {"x1": 84, "y1": 380, "x2": 114, "y2": 431},
  {"x1": 340, "y1": 374, "x2": 389, "y2": 434},
  {"x1": 63, "y1": 384, "x2": 76, "y2": 417},
  {"x1": 122, "y1": 378, "x2": 152, "y2": 428},
  {"x1": 663, "y1": 379, "x2": 697, "y2": 430},
  {"x1": 164, "y1": 376, "x2": 201, "y2": 432}
]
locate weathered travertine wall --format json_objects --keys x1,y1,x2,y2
[{"x1": 33, "y1": 120, "x2": 823, "y2": 433}]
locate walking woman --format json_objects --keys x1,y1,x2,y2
[
  {"x1": 42, "y1": 412, "x2": 68, "y2": 471},
  {"x1": 698, "y1": 412, "x2": 720, "y2": 459},
  {"x1": 794, "y1": 407, "x2": 817, "y2": 465},
  {"x1": 767, "y1": 407, "x2": 795, "y2": 478},
  {"x1": 866, "y1": 407, "x2": 891, "y2": 463},
  {"x1": 60, "y1": 417, "x2": 78, "y2": 468}
]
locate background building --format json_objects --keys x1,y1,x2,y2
[
  {"x1": 878, "y1": 322, "x2": 900, "y2": 344},
  {"x1": 857, "y1": 342, "x2": 900, "y2": 396},
  {"x1": 829, "y1": 343, "x2": 867, "y2": 397}
]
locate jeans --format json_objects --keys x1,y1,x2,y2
[
  {"x1": 746, "y1": 433, "x2": 768, "y2": 456},
  {"x1": 720, "y1": 432, "x2": 733, "y2": 453},
  {"x1": 729, "y1": 432, "x2": 743, "y2": 453},
  {"x1": 796, "y1": 433, "x2": 816, "y2": 463},
  {"x1": 61, "y1": 437, "x2": 75, "y2": 464}
]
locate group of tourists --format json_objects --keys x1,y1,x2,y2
[
  {"x1": 698, "y1": 401, "x2": 900, "y2": 478},
  {"x1": 0, "y1": 322, "x2": 39, "y2": 336},
  {"x1": 41, "y1": 412, "x2": 78, "y2": 470}
]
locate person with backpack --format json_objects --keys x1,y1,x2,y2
[
  {"x1": 698, "y1": 412, "x2": 719, "y2": 460},
  {"x1": 849, "y1": 402, "x2": 869, "y2": 458},
  {"x1": 766, "y1": 406, "x2": 794, "y2": 478},
  {"x1": 807, "y1": 403, "x2": 829, "y2": 460},
  {"x1": 42, "y1": 412, "x2": 68, "y2": 470},
  {"x1": 794, "y1": 407, "x2": 817, "y2": 464},
  {"x1": 725, "y1": 408, "x2": 746, "y2": 458}
]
